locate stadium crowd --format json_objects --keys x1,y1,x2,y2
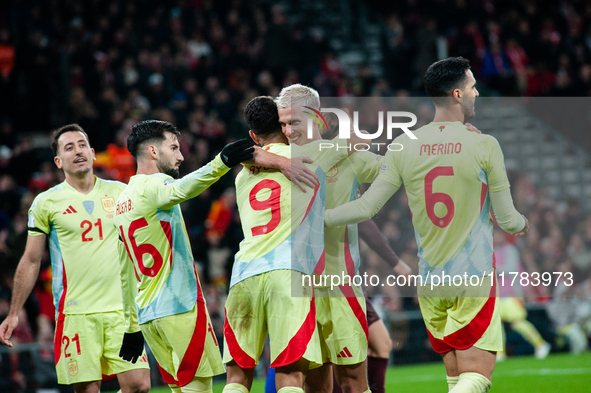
[{"x1": 1, "y1": 0, "x2": 591, "y2": 390}]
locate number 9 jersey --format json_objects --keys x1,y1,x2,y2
[
  {"x1": 27, "y1": 177, "x2": 126, "y2": 317},
  {"x1": 230, "y1": 141, "x2": 348, "y2": 288}
]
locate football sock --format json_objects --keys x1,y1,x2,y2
[
  {"x1": 446, "y1": 375, "x2": 459, "y2": 391},
  {"x1": 277, "y1": 387, "x2": 304, "y2": 393},
  {"x1": 223, "y1": 383, "x2": 249, "y2": 393},
  {"x1": 449, "y1": 372, "x2": 491, "y2": 393},
  {"x1": 512, "y1": 320, "x2": 544, "y2": 347},
  {"x1": 181, "y1": 376, "x2": 213, "y2": 393},
  {"x1": 367, "y1": 356, "x2": 388, "y2": 393}
]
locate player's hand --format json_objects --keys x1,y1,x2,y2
[
  {"x1": 514, "y1": 215, "x2": 529, "y2": 237},
  {"x1": 393, "y1": 260, "x2": 412, "y2": 278},
  {"x1": 283, "y1": 156, "x2": 319, "y2": 193},
  {"x1": 465, "y1": 123, "x2": 482, "y2": 134},
  {"x1": 0, "y1": 315, "x2": 19, "y2": 347},
  {"x1": 220, "y1": 139, "x2": 256, "y2": 167},
  {"x1": 119, "y1": 331, "x2": 144, "y2": 363}
]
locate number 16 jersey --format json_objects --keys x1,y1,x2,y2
[{"x1": 114, "y1": 155, "x2": 230, "y2": 331}]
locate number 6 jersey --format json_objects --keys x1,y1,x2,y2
[
  {"x1": 27, "y1": 177, "x2": 126, "y2": 317},
  {"x1": 326, "y1": 122, "x2": 512, "y2": 282},
  {"x1": 114, "y1": 155, "x2": 230, "y2": 332}
]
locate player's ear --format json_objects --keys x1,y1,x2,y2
[
  {"x1": 452, "y1": 89, "x2": 462, "y2": 103},
  {"x1": 148, "y1": 143, "x2": 158, "y2": 159},
  {"x1": 248, "y1": 130, "x2": 261, "y2": 145},
  {"x1": 91, "y1": 148, "x2": 96, "y2": 161},
  {"x1": 54, "y1": 155, "x2": 63, "y2": 169}
]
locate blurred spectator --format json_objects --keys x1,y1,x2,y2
[{"x1": 95, "y1": 122, "x2": 136, "y2": 182}]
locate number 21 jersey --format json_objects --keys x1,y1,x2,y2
[{"x1": 27, "y1": 177, "x2": 126, "y2": 317}]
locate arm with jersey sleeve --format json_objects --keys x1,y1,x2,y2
[
  {"x1": 482, "y1": 135, "x2": 527, "y2": 235},
  {"x1": 250, "y1": 146, "x2": 319, "y2": 192},
  {"x1": 325, "y1": 177, "x2": 400, "y2": 227},
  {"x1": 117, "y1": 239, "x2": 145, "y2": 363},
  {"x1": 325, "y1": 139, "x2": 403, "y2": 226},
  {"x1": 144, "y1": 138, "x2": 259, "y2": 210},
  {"x1": 117, "y1": 239, "x2": 140, "y2": 334},
  {"x1": 147, "y1": 154, "x2": 232, "y2": 210}
]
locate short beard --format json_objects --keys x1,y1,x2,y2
[
  {"x1": 164, "y1": 167, "x2": 180, "y2": 179},
  {"x1": 157, "y1": 160, "x2": 180, "y2": 179},
  {"x1": 74, "y1": 166, "x2": 91, "y2": 176}
]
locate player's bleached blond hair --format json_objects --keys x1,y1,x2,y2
[{"x1": 275, "y1": 84, "x2": 320, "y2": 109}]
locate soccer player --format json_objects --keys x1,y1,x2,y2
[
  {"x1": 0, "y1": 124, "x2": 150, "y2": 393},
  {"x1": 222, "y1": 96, "x2": 361, "y2": 393},
  {"x1": 493, "y1": 227, "x2": 550, "y2": 360},
  {"x1": 324, "y1": 57, "x2": 529, "y2": 393},
  {"x1": 275, "y1": 84, "x2": 413, "y2": 393},
  {"x1": 115, "y1": 119, "x2": 281, "y2": 393}
]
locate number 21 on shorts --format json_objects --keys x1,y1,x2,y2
[{"x1": 63, "y1": 333, "x2": 81, "y2": 357}]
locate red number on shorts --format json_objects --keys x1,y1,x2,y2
[
  {"x1": 120, "y1": 218, "x2": 164, "y2": 277},
  {"x1": 63, "y1": 336, "x2": 71, "y2": 358},
  {"x1": 424, "y1": 167, "x2": 455, "y2": 228},
  {"x1": 249, "y1": 179, "x2": 281, "y2": 236},
  {"x1": 72, "y1": 333, "x2": 81, "y2": 355},
  {"x1": 63, "y1": 334, "x2": 81, "y2": 357},
  {"x1": 208, "y1": 323, "x2": 218, "y2": 346},
  {"x1": 80, "y1": 220, "x2": 93, "y2": 242}
]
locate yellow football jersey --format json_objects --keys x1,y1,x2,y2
[
  {"x1": 27, "y1": 177, "x2": 125, "y2": 316},
  {"x1": 114, "y1": 155, "x2": 230, "y2": 332},
  {"x1": 230, "y1": 141, "x2": 348, "y2": 287},
  {"x1": 377, "y1": 121, "x2": 510, "y2": 281}
]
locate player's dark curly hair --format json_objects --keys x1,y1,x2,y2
[
  {"x1": 127, "y1": 120, "x2": 180, "y2": 159},
  {"x1": 423, "y1": 57, "x2": 471, "y2": 101},
  {"x1": 50, "y1": 124, "x2": 90, "y2": 156},
  {"x1": 243, "y1": 96, "x2": 282, "y2": 138}
]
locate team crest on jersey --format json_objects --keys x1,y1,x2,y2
[
  {"x1": 101, "y1": 197, "x2": 115, "y2": 213},
  {"x1": 68, "y1": 359, "x2": 78, "y2": 376},
  {"x1": 83, "y1": 201, "x2": 94, "y2": 215},
  {"x1": 326, "y1": 164, "x2": 339, "y2": 183}
]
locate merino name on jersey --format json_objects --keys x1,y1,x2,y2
[{"x1": 419, "y1": 142, "x2": 462, "y2": 156}]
